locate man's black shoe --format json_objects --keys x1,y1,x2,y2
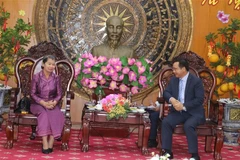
[
  {"x1": 161, "y1": 149, "x2": 173, "y2": 159},
  {"x1": 190, "y1": 155, "x2": 200, "y2": 160},
  {"x1": 147, "y1": 140, "x2": 158, "y2": 148}
]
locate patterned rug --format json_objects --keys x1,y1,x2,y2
[{"x1": 0, "y1": 126, "x2": 239, "y2": 160}]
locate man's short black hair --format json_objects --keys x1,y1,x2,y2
[{"x1": 172, "y1": 58, "x2": 189, "y2": 71}]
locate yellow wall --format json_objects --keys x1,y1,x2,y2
[
  {"x1": 1, "y1": 0, "x2": 240, "y2": 124},
  {"x1": 191, "y1": 0, "x2": 240, "y2": 63}
]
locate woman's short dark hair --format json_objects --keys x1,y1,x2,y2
[
  {"x1": 172, "y1": 58, "x2": 189, "y2": 71},
  {"x1": 41, "y1": 55, "x2": 56, "y2": 69}
]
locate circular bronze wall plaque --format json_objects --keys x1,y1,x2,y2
[{"x1": 33, "y1": 0, "x2": 193, "y2": 101}]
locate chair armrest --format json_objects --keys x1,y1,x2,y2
[
  {"x1": 157, "y1": 96, "x2": 170, "y2": 118},
  {"x1": 216, "y1": 101, "x2": 224, "y2": 126},
  {"x1": 63, "y1": 91, "x2": 74, "y2": 125},
  {"x1": 209, "y1": 100, "x2": 224, "y2": 126},
  {"x1": 157, "y1": 97, "x2": 165, "y2": 104}
]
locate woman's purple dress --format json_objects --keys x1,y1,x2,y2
[{"x1": 30, "y1": 71, "x2": 65, "y2": 138}]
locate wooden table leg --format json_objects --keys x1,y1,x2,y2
[
  {"x1": 137, "y1": 125, "x2": 143, "y2": 148},
  {"x1": 81, "y1": 119, "x2": 90, "y2": 152},
  {"x1": 142, "y1": 116, "x2": 151, "y2": 155}
]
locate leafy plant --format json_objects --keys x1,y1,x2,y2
[
  {"x1": 0, "y1": 4, "x2": 34, "y2": 82},
  {"x1": 206, "y1": 11, "x2": 240, "y2": 98}
]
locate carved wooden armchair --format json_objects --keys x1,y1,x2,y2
[
  {"x1": 157, "y1": 51, "x2": 224, "y2": 160},
  {"x1": 4, "y1": 41, "x2": 75, "y2": 151}
]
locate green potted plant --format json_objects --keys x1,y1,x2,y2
[
  {"x1": 0, "y1": 4, "x2": 34, "y2": 86},
  {"x1": 206, "y1": 11, "x2": 240, "y2": 99}
]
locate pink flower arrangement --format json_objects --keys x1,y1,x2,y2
[
  {"x1": 74, "y1": 53, "x2": 153, "y2": 95},
  {"x1": 101, "y1": 94, "x2": 131, "y2": 120}
]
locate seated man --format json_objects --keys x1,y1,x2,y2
[
  {"x1": 161, "y1": 58, "x2": 205, "y2": 160},
  {"x1": 92, "y1": 16, "x2": 134, "y2": 58}
]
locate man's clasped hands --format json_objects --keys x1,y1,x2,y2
[{"x1": 169, "y1": 97, "x2": 184, "y2": 111}]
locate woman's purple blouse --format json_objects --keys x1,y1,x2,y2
[{"x1": 30, "y1": 71, "x2": 62, "y2": 104}]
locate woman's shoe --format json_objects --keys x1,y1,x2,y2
[
  {"x1": 48, "y1": 148, "x2": 53, "y2": 153},
  {"x1": 42, "y1": 148, "x2": 49, "y2": 154}
]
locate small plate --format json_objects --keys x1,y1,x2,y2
[
  {"x1": 130, "y1": 107, "x2": 138, "y2": 112},
  {"x1": 87, "y1": 106, "x2": 96, "y2": 110}
]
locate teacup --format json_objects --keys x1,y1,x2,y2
[
  {"x1": 95, "y1": 104, "x2": 102, "y2": 110},
  {"x1": 138, "y1": 109, "x2": 145, "y2": 113}
]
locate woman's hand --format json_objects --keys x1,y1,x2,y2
[
  {"x1": 40, "y1": 100, "x2": 54, "y2": 109},
  {"x1": 47, "y1": 100, "x2": 57, "y2": 109}
]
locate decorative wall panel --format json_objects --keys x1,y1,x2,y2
[{"x1": 34, "y1": 0, "x2": 193, "y2": 100}]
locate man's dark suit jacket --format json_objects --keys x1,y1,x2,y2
[{"x1": 163, "y1": 73, "x2": 205, "y2": 121}]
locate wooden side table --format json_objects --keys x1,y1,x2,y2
[{"x1": 81, "y1": 107, "x2": 151, "y2": 155}]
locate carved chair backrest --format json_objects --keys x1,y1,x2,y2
[
  {"x1": 14, "y1": 41, "x2": 74, "y2": 109},
  {"x1": 158, "y1": 51, "x2": 216, "y2": 120}
]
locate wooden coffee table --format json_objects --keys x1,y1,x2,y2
[{"x1": 81, "y1": 107, "x2": 150, "y2": 155}]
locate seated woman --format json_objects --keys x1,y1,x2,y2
[{"x1": 30, "y1": 55, "x2": 64, "y2": 154}]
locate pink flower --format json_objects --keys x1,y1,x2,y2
[
  {"x1": 139, "y1": 76, "x2": 147, "y2": 86},
  {"x1": 81, "y1": 53, "x2": 93, "y2": 59},
  {"x1": 98, "y1": 56, "x2": 107, "y2": 63},
  {"x1": 100, "y1": 66, "x2": 108, "y2": 73},
  {"x1": 119, "y1": 84, "x2": 128, "y2": 92},
  {"x1": 98, "y1": 75, "x2": 103, "y2": 80},
  {"x1": 92, "y1": 56, "x2": 99, "y2": 65},
  {"x1": 74, "y1": 72, "x2": 79, "y2": 78},
  {"x1": 111, "y1": 73, "x2": 118, "y2": 81},
  {"x1": 217, "y1": 11, "x2": 225, "y2": 20},
  {"x1": 109, "y1": 81, "x2": 118, "y2": 90},
  {"x1": 82, "y1": 68, "x2": 91, "y2": 74},
  {"x1": 131, "y1": 86, "x2": 139, "y2": 94},
  {"x1": 150, "y1": 67, "x2": 153, "y2": 71},
  {"x1": 114, "y1": 65, "x2": 122, "y2": 72},
  {"x1": 138, "y1": 66, "x2": 146, "y2": 74},
  {"x1": 128, "y1": 71, "x2": 137, "y2": 81},
  {"x1": 128, "y1": 58, "x2": 135, "y2": 65},
  {"x1": 109, "y1": 58, "x2": 121, "y2": 66},
  {"x1": 118, "y1": 74, "x2": 124, "y2": 81},
  {"x1": 217, "y1": 11, "x2": 230, "y2": 23},
  {"x1": 104, "y1": 72, "x2": 110, "y2": 76},
  {"x1": 84, "y1": 59, "x2": 95, "y2": 68},
  {"x1": 89, "y1": 79, "x2": 97, "y2": 88},
  {"x1": 109, "y1": 67, "x2": 117, "y2": 76},
  {"x1": 81, "y1": 78, "x2": 89, "y2": 86},
  {"x1": 135, "y1": 61, "x2": 142, "y2": 67},
  {"x1": 145, "y1": 59, "x2": 153, "y2": 64},
  {"x1": 106, "y1": 64, "x2": 112, "y2": 69},
  {"x1": 220, "y1": 15, "x2": 230, "y2": 23},
  {"x1": 99, "y1": 78, "x2": 106, "y2": 85},
  {"x1": 122, "y1": 67, "x2": 130, "y2": 74},
  {"x1": 92, "y1": 72, "x2": 99, "y2": 78},
  {"x1": 78, "y1": 58, "x2": 82, "y2": 63},
  {"x1": 74, "y1": 63, "x2": 81, "y2": 76}
]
